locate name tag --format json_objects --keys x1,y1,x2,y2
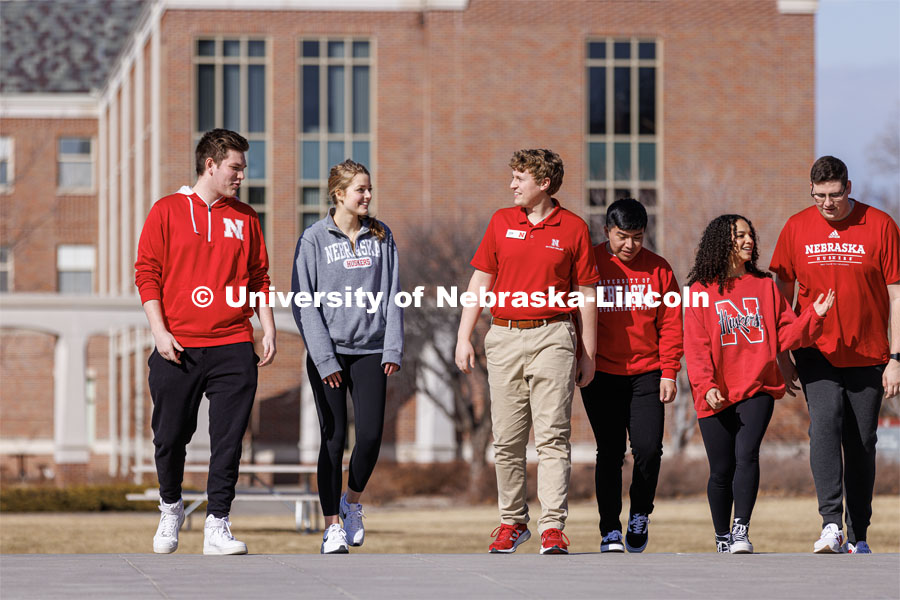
[{"x1": 506, "y1": 229, "x2": 527, "y2": 239}]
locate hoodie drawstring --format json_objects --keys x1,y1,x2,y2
[
  {"x1": 188, "y1": 196, "x2": 199, "y2": 235},
  {"x1": 207, "y1": 205, "x2": 212, "y2": 243}
]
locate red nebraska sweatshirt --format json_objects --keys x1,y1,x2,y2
[
  {"x1": 594, "y1": 244, "x2": 684, "y2": 380},
  {"x1": 134, "y1": 187, "x2": 270, "y2": 347},
  {"x1": 684, "y1": 273, "x2": 824, "y2": 418}
]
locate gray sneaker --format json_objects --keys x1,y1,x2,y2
[
  {"x1": 340, "y1": 493, "x2": 365, "y2": 547},
  {"x1": 153, "y1": 498, "x2": 185, "y2": 554},
  {"x1": 203, "y1": 515, "x2": 248, "y2": 555}
]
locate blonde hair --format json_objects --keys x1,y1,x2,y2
[{"x1": 328, "y1": 159, "x2": 385, "y2": 241}]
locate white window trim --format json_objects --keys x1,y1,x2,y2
[
  {"x1": 57, "y1": 137, "x2": 96, "y2": 194},
  {"x1": 0, "y1": 246, "x2": 13, "y2": 293},
  {"x1": 0, "y1": 136, "x2": 13, "y2": 194}
]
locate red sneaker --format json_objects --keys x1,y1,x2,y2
[
  {"x1": 489, "y1": 523, "x2": 531, "y2": 553},
  {"x1": 540, "y1": 528, "x2": 569, "y2": 554}
]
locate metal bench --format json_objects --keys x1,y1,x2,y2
[{"x1": 129, "y1": 463, "x2": 325, "y2": 532}]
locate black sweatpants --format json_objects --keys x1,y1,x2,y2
[
  {"x1": 794, "y1": 347, "x2": 884, "y2": 543},
  {"x1": 148, "y1": 342, "x2": 258, "y2": 518},
  {"x1": 698, "y1": 393, "x2": 774, "y2": 534},
  {"x1": 581, "y1": 370, "x2": 665, "y2": 534},
  {"x1": 307, "y1": 353, "x2": 387, "y2": 517}
]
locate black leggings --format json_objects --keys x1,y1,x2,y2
[
  {"x1": 307, "y1": 353, "x2": 386, "y2": 516},
  {"x1": 698, "y1": 393, "x2": 774, "y2": 534}
]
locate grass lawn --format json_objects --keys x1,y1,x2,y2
[{"x1": 1, "y1": 495, "x2": 897, "y2": 555}]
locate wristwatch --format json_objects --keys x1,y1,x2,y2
[{"x1": 891, "y1": 353, "x2": 900, "y2": 362}]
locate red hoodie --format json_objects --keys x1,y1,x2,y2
[
  {"x1": 594, "y1": 244, "x2": 683, "y2": 380},
  {"x1": 134, "y1": 188, "x2": 270, "y2": 347},
  {"x1": 684, "y1": 273, "x2": 824, "y2": 418}
]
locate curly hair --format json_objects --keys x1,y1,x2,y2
[
  {"x1": 508, "y1": 149, "x2": 565, "y2": 196},
  {"x1": 686, "y1": 214, "x2": 770, "y2": 294},
  {"x1": 327, "y1": 159, "x2": 385, "y2": 242}
]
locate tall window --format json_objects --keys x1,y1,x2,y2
[
  {"x1": 195, "y1": 38, "x2": 269, "y2": 234},
  {"x1": 0, "y1": 137, "x2": 12, "y2": 192},
  {"x1": 586, "y1": 39, "x2": 660, "y2": 248},
  {"x1": 298, "y1": 38, "x2": 373, "y2": 232},
  {"x1": 57, "y1": 244, "x2": 95, "y2": 294},
  {"x1": 58, "y1": 137, "x2": 94, "y2": 192},
  {"x1": 0, "y1": 246, "x2": 11, "y2": 292}
]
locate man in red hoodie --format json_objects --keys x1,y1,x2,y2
[
  {"x1": 135, "y1": 129, "x2": 276, "y2": 555},
  {"x1": 581, "y1": 198, "x2": 683, "y2": 554}
]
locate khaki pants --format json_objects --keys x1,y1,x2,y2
[{"x1": 485, "y1": 319, "x2": 577, "y2": 533}]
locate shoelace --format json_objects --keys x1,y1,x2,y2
[
  {"x1": 324, "y1": 524, "x2": 347, "y2": 543},
  {"x1": 717, "y1": 540, "x2": 730, "y2": 553},
  {"x1": 343, "y1": 503, "x2": 364, "y2": 530},
  {"x1": 731, "y1": 523, "x2": 749, "y2": 542},
  {"x1": 158, "y1": 512, "x2": 180, "y2": 538},
  {"x1": 490, "y1": 524, "x2": 521, "y2": 543},
  {"x1": 603, "y1": 530, "x2": 622, "y2": 542},
  {"x1": 208, "y1": 517, "x2": 235, "y2": 542},
  {"x1": 541, "y1": 530, "x2": 570, "y2": 546},
  {"x1": 628, "y1": 514, "x2": 649, "y2": 534}
]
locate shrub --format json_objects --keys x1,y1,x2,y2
[{"x1": 0, "y1": 483, "x2": 158, "y2": 512}]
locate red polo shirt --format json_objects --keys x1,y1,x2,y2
[
  {"x1": 471, "y1": 201, "x2": 600, "y2": 320},
  {"x1": 769, "y1": 201, "x2": 900, "y2": 367}
]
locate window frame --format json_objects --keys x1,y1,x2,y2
[
  {"x1": 585, "y1": 38, "x2": 662, "y2": 250},
  {"x1": 296, "y1": 37, "x2": 375, "y2": 233},
  {"x1": 193, "y1": 36, "x2": 271, "y2": 240},
  {"x1": 0, "y1": 246, "x2": 12, "y2": 292},
  {"x1": 57, "y1": 244, "x2": 96, "y2": 294},
  {"x1": 0, "y1": 136, "x2": 13, "y2": 194},
  {"x1": 57, "y1": 136, "x2": 95, "y2": 194}
]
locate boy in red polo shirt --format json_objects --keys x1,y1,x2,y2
[
  {"x1": 770, "y1": 155, "x2": 900, "y2": 554},
  {"x1": 455, "y1": 149, "x2": 599, "y2": 554},
  {"x1": 581, "y1": 198, "x2": 683, "y2": 553}
]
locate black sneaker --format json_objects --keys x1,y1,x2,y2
[
  {"x1": 600, "y1": 530, "x2": 625, "y2": 553},
  {"x1": 729, "y1": 520, "x2": 753, "y2": 554},
  {"x1": 716, "y1": 534, "x2": 731, "y2": 553},
  {"x1": 624, "y1": 513, "x2": 649, "y2": 553}
]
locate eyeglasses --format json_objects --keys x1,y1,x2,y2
[{"x1": 811, "y1": 187, "x2": 846, "y2": 202}]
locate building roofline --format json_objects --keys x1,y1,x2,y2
[
  {"x1": 164, "y1": 0, "x2": 468, "y2": 10},
  {"x1": 0, "y1": 94, "x2": 100, "y2": 119}
]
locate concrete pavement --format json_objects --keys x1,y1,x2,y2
[{"x1": 1, "y1": 553, "x2": 898, "y2": 599}]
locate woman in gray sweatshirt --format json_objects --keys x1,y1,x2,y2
[{"x1": 291, "y1": 159, "x2": 403, "y2": 554}]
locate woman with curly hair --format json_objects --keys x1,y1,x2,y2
[{"x1": 684, "y1": 214, "x2": 834, "y2": 554}]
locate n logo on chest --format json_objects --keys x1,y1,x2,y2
[
  {"x1": 223, "y1": 218, "x2": 244, "y2": 240},
  {"x1": 715, "y1": 298, "x2": 764, "y2": 346}
]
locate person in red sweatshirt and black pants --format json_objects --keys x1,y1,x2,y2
[
  {"x1": 684, "y1": 214, "x2": 833, "y2": 554},
  {"x1": 581, "y1": 198, "x2": 683, "y2": 554},
  {"x1": 135, "y1": 129, "x2": 276, "y2": 556}
]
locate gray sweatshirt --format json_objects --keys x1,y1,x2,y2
[{"x1": 291, "y1": 211, "x2": 403, "y2": 377}]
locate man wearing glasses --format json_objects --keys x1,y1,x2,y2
[{"x1": 770, "y1": 155, "x2": 900, "y2": 554}]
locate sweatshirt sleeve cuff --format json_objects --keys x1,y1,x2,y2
[
  {"x1": 661, "y1": 368, "x2": 678, "y2": 381},
  {"x1": 315, "y1": 356, "x2": 342, "y2": 379},
  {"x1": 139, "y1": 288, "x2": 160, "y2": 304},
  {"x1": 382, "y1": 350, "x2": 402, "y2": 368}
]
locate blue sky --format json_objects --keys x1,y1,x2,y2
[{"x1": 816, "y1": 0, "x2": 900, "y2": 215}]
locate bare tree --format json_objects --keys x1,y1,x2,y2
[{"x1": 392, "y1": 219, "x2": 495, "y2": 493}]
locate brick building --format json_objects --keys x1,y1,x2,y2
[{"x1": 0, "y1": 0, "x2": 817, "y2": 483}]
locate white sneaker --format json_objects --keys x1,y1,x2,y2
[
  {"x1": 845, "y1": 541, "x2": 872, "y2": 554},
  {"x1": 203, "y1": 515, "x2": 248, "y2": 555},
  {"x1": 600, "y1": 530, "x2": 625, "y2": 553},
  {"x1": 153, "y1": 498, "x2": 185, "y2": 554},
  {"x1": 813, "y1": 523, "x2": 844, "y2": 554},
  {"x1": 340, "y1": 493, "x2": 365, "y2": 547},
  {"x1": 321, "y1": 523, "x2": 349, "y2": 554},
  {"x1": 729, "y1": 521, "x2": 753, "y2": 554}
]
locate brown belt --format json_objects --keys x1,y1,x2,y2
[{"x1": 491, "y1": 313, "x2": 571, "y2": 329}]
